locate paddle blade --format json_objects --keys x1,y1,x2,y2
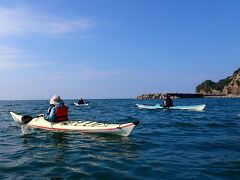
[{"x1": 21, "y1": 115, "x2": 33, "y2": 125}]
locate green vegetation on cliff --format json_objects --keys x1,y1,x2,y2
[
  {"x1": 196, "y1": 80, "x2": 215, "y2": 94},
  {"x1": 196, "y1": 68, "x2": 240, "y2": 95}
]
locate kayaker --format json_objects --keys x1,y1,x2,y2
[
  {"x1": 78, "y1": 98, "x2": 84, "y2": 105},
  {"x1": 43, "y1": 95, "x2": 68, "y2": 122},
  {"x1": 162, "y1": 94, "x2": 173, "y2": 108}
]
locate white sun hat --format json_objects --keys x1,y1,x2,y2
[{"x1": 50, "y1": 95, "x2": 63, "y2": 105}]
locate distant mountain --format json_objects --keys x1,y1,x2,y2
[{"x1": 196, "y1": 68, "x2": 240, "y2": 96}]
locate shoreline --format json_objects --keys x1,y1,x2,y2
[{"x1": 136, "y1": 93, "x2": 240, "y2": 99}]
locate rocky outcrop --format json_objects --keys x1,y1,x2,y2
[
  {"x1": 196, "y1": 68, "x2": 240, "y2": 96},
  {"x1": 136, "y1": 93, "x2": 165, "y2": 99},
  {"x1": 136, "y1": 93, "x2": 203, "y2": 99}
]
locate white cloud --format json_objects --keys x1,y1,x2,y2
[
  {"x1": 49, "y1": 64, "x2": 125, "y2": 80},
  {"x1": 0, "y1": 45, "x2": 55, "y2": 70},
  {"x1": 0, "y1": 7, "x2": 94, "y2": 36},
  {"x1": 78, "y1": 65, "x2": 124, "y2": 79}
]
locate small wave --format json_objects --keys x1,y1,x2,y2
[
  {"x1": 207, "y1": 121, "x2": 238, "y2": 128},
  {"x1": 206, "y1": 123, "x2": 226, "y2": 128},
  {"x1": 20, "y1": 125, "x2": 35, "y2": 136},
  {"x1": 4, "y1": 104, "x2": 14, "y2": 107},
  {"x1": 173, "y1": 121, "x2": 198, "y2": 128},
  {"x1": 237, "y1": 113, "x2": 240, "y2": 117},
  {"x1": 117, "y1": 116, "x2": 139, "y2": 124}
]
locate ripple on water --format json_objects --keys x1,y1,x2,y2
[{"x1": 1, "y1": 99, "x2": 240, "y2": 179}]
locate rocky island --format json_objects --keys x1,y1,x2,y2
[
  {"x1": 196, "y1": 68, "x2": 240, "y2": 97},
  {"x1": 136, "y1": 68, "x2": 240, "y2": 99}
]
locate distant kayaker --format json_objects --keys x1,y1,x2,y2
[
  {"x1": 43, "y1": 95, "x2": 68, "y2": 122},
  {"x1": 78, "y1": 98, "x2": 85, "y2": 105},
  {"x1": 162, "y1": 94, "x2": 173, "y2": 108}
]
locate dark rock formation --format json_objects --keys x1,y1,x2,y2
[
  {"x1": 196, "y1": 68, "x2": 240, "y2": 96},
  {"x1": 136, "y1": 93, "x2": 165, "y2": 99},
  {"x1": 136, "y1": 93, "x2": 203, "y2": 99}
]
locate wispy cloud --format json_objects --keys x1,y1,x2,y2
[
  {"x1": 49, "y1": 64, "x2": 125, "y2": 80},
  {"x1": 0, "y1": 7, "x2": 95, "y2": 36},
  {"x1": 0, "y1": 45, "x2": 55, "y2": 70},
  {"x1": 78, "y1": 65, "x2": 124, "y2": 79}
]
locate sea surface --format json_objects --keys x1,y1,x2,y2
[{"x1": 0, "y1": 98, "x2": 240, "y2": 180}]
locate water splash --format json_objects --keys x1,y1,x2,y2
[
  {"x1": 237, "y1": 113, "x2": 240, "y2": 118},
  {"x1": 20, "y1": 125, "x2": 34, "y2": 136}
]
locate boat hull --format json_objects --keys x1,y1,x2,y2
[
  {"x1": 10, "y1": 112, "x2": 139, "y2": 137},
  {"x1": 73, "y1": 102, "x2": 89, "y2": 106},
  {"x1": 136, "y1": 104, "x2": 206, "y2": 111}
]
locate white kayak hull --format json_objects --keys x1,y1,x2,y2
[
  {"x1": 74, "y1": 102, "x2": 89, "y2": 106},
  {"x1": 136, "y1": 104, "x2": 206, "y2": 111},
  {"x1": 10, "y1": 111, "x2": 139, "y2": 137}
]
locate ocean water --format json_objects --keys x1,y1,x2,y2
[{"x1": 0, "y1": 98, "x2": 240, "y2": 180}]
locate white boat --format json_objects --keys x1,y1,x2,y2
[
  {"x1": 10, "y1": 111, "x2": 139, "y2": 137},
  {"x1": 136, "y1": 104, "x2": 206, "y2": 111},
  {"x1": 73, "y1": 102, "x2": 89, "y2": 107}
]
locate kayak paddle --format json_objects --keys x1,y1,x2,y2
[{"x1": 22, "y1": 115, "x2": 43, "y2": 125}]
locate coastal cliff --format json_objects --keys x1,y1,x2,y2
[
  {"x1": 136, "y1": 68, "x2": 240, "y2": 99},
  {"x1": 196, "y1": 68, "x2": 240, "y2": 96}
]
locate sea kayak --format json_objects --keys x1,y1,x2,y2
[
  {"x1": 10, "y1": 111, "x2": 139, "y2": 137},
  {"x1": 136, "y1": 104, "x2": 206, "y2": 111},
  {"x1": 73, "y1": 102, "x2": 89, "y2": 107}
]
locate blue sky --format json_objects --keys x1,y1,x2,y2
[{"x1": 0, "y1": 0, "x2": 239, "y2": 100}]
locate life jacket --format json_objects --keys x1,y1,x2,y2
[
  {"x1": 55, "y1": 104, "x2": 68, "y2": 122},
  {"x1": 164, "y1": 98, "x2": 173, "y2": 107}
]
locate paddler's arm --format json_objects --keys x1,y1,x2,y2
[{"x1": 44, "y1": 107, "x2": 56, "y2": 122}]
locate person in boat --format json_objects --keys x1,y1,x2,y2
[
  {"x1": 78, "y1": 98, "x2": 85, "y2": 105},
  {"x1": 162, "y1": 94, "x2": 173, "y2": 108},
  {"x1": 43, "y1": 95, "x2": 68, "y2": 122}
]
